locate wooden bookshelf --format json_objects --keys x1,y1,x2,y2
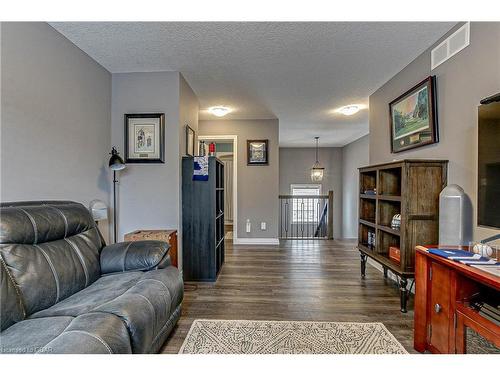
[
  {"x1": 358, "y1": 159, "x2": 448, "y2": 312},
  {"x1": 182, "y1": 156, "x2": 225, "y2": 281}
]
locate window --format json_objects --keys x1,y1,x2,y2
[{"x1": 290, "y1": 184, "x2": 322, "y2": 223}]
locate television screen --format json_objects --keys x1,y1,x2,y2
[{"x1": 478, "y1": 101, "x2": 500, "y2": 229}]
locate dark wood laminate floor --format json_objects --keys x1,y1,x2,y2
[{"x1": 161, "y1": 239, "x2": 415, "y2": 353}]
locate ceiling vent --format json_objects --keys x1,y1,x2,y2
[{"x1": 431, "y1": 22, "x2": 470, "y2": 70}]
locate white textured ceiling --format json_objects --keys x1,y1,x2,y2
[{"x1": 50, "y1": 22, "x2": 455, "y2": 147}]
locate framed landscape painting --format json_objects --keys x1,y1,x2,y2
[
  {"x1": 125, "y1": 113, "x2": 165, "y2": 163},
  {"x1": 389, "y1": 76, "x2": 438, "y2": 153}
]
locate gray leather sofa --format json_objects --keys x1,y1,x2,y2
[{"x1": 0, "y1": 201, "x2": 183, "y2": 354}]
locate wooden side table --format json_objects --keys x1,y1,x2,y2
[{"x1": 124, "y1": 230, "x2": 178, "y2": 268}]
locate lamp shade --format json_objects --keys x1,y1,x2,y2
[
  {"x1": 109, "y1": 147, "x2": 126, "y2": 171},
  {"x1": 89, "y1": 199, "x2": 108, "y2": 221}
]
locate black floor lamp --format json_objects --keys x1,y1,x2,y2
[{"x1": 108, "y1": 147, "x2": 126, "y2": 243}]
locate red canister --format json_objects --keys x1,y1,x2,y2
[{"x1": 209, "y1": 142, "x2": 216, "y2": 156}]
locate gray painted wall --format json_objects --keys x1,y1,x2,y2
[
  {"x1": 1, "y1": 22, "x2": 112, "y2": 241},
  {"x1": 199, "y1": 119, "x2": 279, "y2": 239},
  {"x1": 178, "y1": 74, "x2": 199, "y2": 268},
  {"x1": 341, "y1": 135, "x2": 369, "y2": 239},
  {"x1": 279, "y1": 147, "x2": 343, "y2": 238},
  {"x1": 111, "y1": 72, "x2": 181, "y2": 241},
  {"x1": 369, "y1": 22, "x2": 500, "y2": 243},
  {"x1": 179, "y1": 74, "x2": 199, "y2": 157}
]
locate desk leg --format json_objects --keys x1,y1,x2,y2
[
  {"x1": 360, "y1": 252, "x2": 367, "y2": 279},
  {"x1": 455, "y1": 312, "x2": 465, "y2": 354},
  {"x1": 399, "y1": 278, "x2": 408, "y2": 313},
  {"x1": 414, "y1": 251, "x2": 429, "y2": 352}
]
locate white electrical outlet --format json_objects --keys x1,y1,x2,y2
[
  {"x1": 261, "y1": 222, "x2": 266, "y2": 230},
  {"x1": 246, "y1": 219, "x2": 251, "y2": 233}
]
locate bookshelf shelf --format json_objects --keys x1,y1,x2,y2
[
  {"x1": 377, "y1": 195, "x2": 401, "y2": 202},
  {"x1": 378, "y1": 225, "x2": 401, "y2": 237},
  {"x1": 359, "y1": 219, "x2": 376, "y2": 228},
  {"x1": 359, "y1": 194, "x2": 376, "y2": 200}
]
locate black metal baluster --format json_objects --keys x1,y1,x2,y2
[
  {"x1": 285, "y1": 199, "x2": 289, "y2": 239},
  {"x1": 306, "y1": 198, "x2": 311, "y2": 238}
]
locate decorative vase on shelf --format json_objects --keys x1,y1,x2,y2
[
  {"x1": 439, "y1": 184, "x2": 472, "y2": 246},
  {"x1": 199, "y1": 141, "x2": 206, "y2": 156},
  {"x1": 391, "y1": 214, "x2": 401, "y2": 230}
]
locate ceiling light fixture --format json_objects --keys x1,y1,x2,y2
[
  {"x1": 311, "y1": 137, "x2": 324, "y2": 182},
  {"x1": 208, "y1": 106, "x2": 231, "y2": 117},
  {"x1": 336, "y1": 104, "x2": 364, "y2": 116}
]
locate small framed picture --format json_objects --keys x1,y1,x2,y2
[
  {"x1": 185, "y1": 125, "x2": 195, "y2": 156},
  {"x1": 124, "y1": 113, "x2": 165, "y2": 163},
  {"x1": 247, "y1": 140, "x2": 269, "y2": 165},
  {"x1": 389, "y1": 76, "x2": 438, "y2": 153}
]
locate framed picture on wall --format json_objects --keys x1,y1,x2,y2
[
  {"x1": 124, "y1": 113, "x2": 165, "y2": 163},
  {"x1": 185, "y1": 125, "x2": 195, "y2": 156},
  {"x1": 389, "y1": 76, "x2": 438, "y2": 153},
  {"x1": 247, "y1": 140, "x2": 269, "y2": 165}
]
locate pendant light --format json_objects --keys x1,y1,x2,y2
[{"x1": 311, "y1": 136, "x2": 324, "y2": 182}]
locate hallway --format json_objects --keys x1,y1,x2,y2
[{"x1": 162, "y1": 239, "x2": 415, "y2": 353}]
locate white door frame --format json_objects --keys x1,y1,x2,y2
[{"x1": 198, "y1": 135, "x2": 238, "y2": 241}]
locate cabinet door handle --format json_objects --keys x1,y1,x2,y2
[{"x1": 434, "y1": 303, "x2": 442, "y2": 313}]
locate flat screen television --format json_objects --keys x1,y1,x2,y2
[{"x1": 477, "y1": 99, "x2": 500, "y2": 229}]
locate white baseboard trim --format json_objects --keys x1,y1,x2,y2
[{"x1": 233, "y1": 238, "x2": 280, "y2": 245}]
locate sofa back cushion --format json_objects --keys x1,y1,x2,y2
[
  {"x1": 0, "y1": 257, "x2": 25, "y2": 331},
  {"x1": 0, "y1": 201, "x2": 104, "y2": 325}
]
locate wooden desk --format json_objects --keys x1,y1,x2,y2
[
  {"x1": 124, "y1": 230, "x2": 178, "y2": 268},
  {"x1": 414, "y1": 245, "x2": 499, "y2": 353}
]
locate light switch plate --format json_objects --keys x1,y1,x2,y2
[{"x1": 261, "y1": 222, "x2": 266, "y2": 230}]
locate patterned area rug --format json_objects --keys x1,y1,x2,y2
[{"x1": 179, "y1": 319, "x2": 408, "y2": 354}]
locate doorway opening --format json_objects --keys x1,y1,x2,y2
[{"x1": 198, "y1": 135, "x2": 238, "y2": 243}]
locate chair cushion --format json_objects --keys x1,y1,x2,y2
[
  {"x1": 30, "y1": 268, "x2": 183, "y2": 353},
  {"x1": 0, "y1": 313, "x2": 132, "y2": 354}
]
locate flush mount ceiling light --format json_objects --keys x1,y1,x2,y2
[
  {"x1": 208, "y1": 106, "x2": 231, "y2": 117},
  {"x1": 335, "y1": 104, "x2": 365, "y2": 116},
  {"x1": 310, "y1": 137, "x2": 324, "y2": 182}
]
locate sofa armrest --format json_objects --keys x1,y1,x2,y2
[{"x1": 100, "y1": 240, "x2": 171, "y2": 274}]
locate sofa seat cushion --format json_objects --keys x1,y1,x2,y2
[
  {"x1": 0, "y1": 313, "x2": 131, "y2": 354},
  {"x1": 30, "y1": 271, "x2": 143, "y2": 319},
  {"x1": 30, "y1": 268, "x2": 183, "y2": 353},
  {"x1": 0, "y1": 316, "x2": 73, "y2": 354}
]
